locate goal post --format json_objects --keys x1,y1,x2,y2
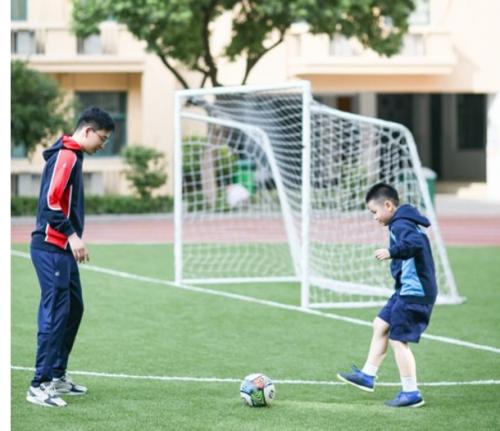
[{"x1": 174, "y1": 81, "x2": 462, "y2": 308}]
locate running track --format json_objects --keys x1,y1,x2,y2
[{"x1": 11, "y1": 215, "x2": 500, "y2": 245}]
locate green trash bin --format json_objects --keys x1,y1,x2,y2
[
  {"x1": 421, "y1": 167, "x2": 437, "y2": 206},
  {"x1": 234, "y1": 159, "x2": 256, "y2": 194}
]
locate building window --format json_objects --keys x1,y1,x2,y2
[
  {"x1": 11, "y1": 143, "x2": 28, "y2": 158},
  {"x1": 11, "y1": 30, "x2": 36, "y2": 55},
  {"x1": 409, "y1": 0, "x2": 431, "y2": 26},
  {"x1": 11, "y1": 0, "x2": 27, "y2": 21},
  {"x1": 401, "y1": 34, "x2": 425, "y2": 56},
  {"x1": 11, "y1": 174, "x2": 19, "y2": 196},
  {"x1": 77, "y1": 35, "x2": 103, "y2": 55},
  {"x1": 76, "y1": 92, "x2": 127, "y2": 157},
  {"x1": 457, "y1": 94, "x2": 486, "y2": 150}
]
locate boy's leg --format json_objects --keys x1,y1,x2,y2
[
  {"x1": 337, "y1": 294, "x2": 396, "y2": 392},
  {"x1": 336, "y1": 317, "x2": 389, "y2": 392},
  {"x1": 385, "y1": 339, "x2": 424, "y2": 407},
  {"x1": 27, "y1": 248, "x2": 72, "y2": 407},
  {"x1": 363, "y1": 317, "x2": 390, "y2": 375},
  {"x1": 390, "y1": 340, "x2": 417, "y2": 390},
  {"x1": 53, "y1": 260, "x2": 84, "y2": 379},
  {"x1": 30, "y1": 248, "x2": 72, "y2": 387},
  {"x1": 384, "y1": 298, "x2": 432, "y2": 408},
  {"x1": 52, "y1": 261, "x2": 88, "y2": 396}
]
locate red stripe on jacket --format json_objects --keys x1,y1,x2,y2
[
  {"x1": 46, "y1": 149, "x2": 77, "y2": 248},
  {"x1": 62, "y1": 135, "x2": 82, "y2": 151},
  {"x1": 45, "y1": 223, "x2": 70, "y2": 249},
  {"x1": 47, "y1": 149, "x2": 77, "y2": 214}
]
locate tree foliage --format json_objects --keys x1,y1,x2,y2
[
  {"x1": 122, "y1": 145, "x2": 167, "y2": 199},
  {"x1": 71, "y1": 0, "x2": 415, "y2": 89},
  {"x1": 11, "y1": 61, "x2": 73, "y2": 156}
]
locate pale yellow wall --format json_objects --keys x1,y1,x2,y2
[
  {"x1": 12, "y1": 0, "x2": 500, "y2": 198},
  {"x1": 291, "y1": 0, "x2": 500, "y2": 93},
  {"x1": 444, "y1": 0, "x2": 500, "y2": 92},
  {"x1": 140, "y1": 55, "x2": 182, "y2": 195},
  {"x1": 29, "y1": 0, "x2": 70, "y2": 23}
]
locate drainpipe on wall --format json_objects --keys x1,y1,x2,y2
[{"x1": 487, "y1": 93, "x2": 500, "y2": 201}]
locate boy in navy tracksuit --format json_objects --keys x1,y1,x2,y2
[
  {"x1": 337, "y1": 183, "x2": 437, "y2": 408},
  {"x1": 27, "y1": 107, "x2": 114, "y2": 407}
]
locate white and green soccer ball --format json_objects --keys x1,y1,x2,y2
[{"x1": 240, "y1": 373, "x2": 275, "y2": 407}]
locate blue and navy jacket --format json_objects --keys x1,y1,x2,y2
[
  {"x1": 31, "y1": 135, "x2": 85, "y2": 254},
  {"x1": 388, "y1": 204, "x2": 438, "y2": 304}
]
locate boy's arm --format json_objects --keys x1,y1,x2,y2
[
  {"x1": 46, "y1": 149, "x2": 77, "y2": 237},
  {"x1": 388, "y1": 222, "x2": 424, "y2": 259}
]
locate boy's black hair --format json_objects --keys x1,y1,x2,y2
[
  {"x1": 76, "y1": 106, "x2": 115, "y2": 132},
  {"x1": 365, "y1": 183, "x2": 400, "y2": 206}
]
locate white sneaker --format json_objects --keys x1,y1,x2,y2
[
  {"x1": 26, "y1": 382, "x2": 67, "y2": 407},
  {"x1": 52, "y1": 374, "x2": 88, "y2": 396}
]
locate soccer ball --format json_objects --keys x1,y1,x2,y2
[
  {"x1": 226, "y1": 184, "x2": 250, "y2": 208},
  {"x1": 240, "y1": 373, "x2": 275, "y2": 407}
]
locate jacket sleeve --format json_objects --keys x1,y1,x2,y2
[
  {"x1": 46, "y1": 149, "x2": 77, "y2": 237},
  {"x1": 389, "y1": 222, "x2": 424, "y2": 259}
]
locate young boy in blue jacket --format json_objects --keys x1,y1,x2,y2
[
  {"x1": 27, "y1": 107, "x2": 114, "y2": 407},
  {"x1": 337, "y1": 183, "x2": 437, "y2": 408}
]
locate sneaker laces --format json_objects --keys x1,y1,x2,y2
[
  {"x1": 61, "y1": 374, "x2": 75, "y2": 384},
  {"x1": 42, "y1": 381, "x2": 59, "y2": 397}
]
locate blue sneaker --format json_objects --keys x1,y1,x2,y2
[
  {"x1": 385, "y1": 391, "x2": 425, "y2": 408},
  {"x1": 336, "y1": 365, "x2": 375, "y2": 392}
]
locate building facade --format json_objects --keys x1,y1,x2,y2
[{"x1": 11, "y1": 0, "x2": 500, "y2": 200}]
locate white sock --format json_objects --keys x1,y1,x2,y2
[
  {"x1": 401, "y1": 376, "x2": 418, "y2": 392},
  {"x1": 362, "y1": 362, "x2": 378, "y2": 377}
]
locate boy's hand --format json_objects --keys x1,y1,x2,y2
[
  {"x1": 375, "y1": 248, "x2": 391, "y2": 261},
  {"x1": 68, "y1": 233, "x2": 89, "y2": 263}
]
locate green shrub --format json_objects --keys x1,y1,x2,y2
[
  {"x1": 11, "y1": 196, "x2": 39, "y2": 216},
  {"x1": 11, "y1": 195, "x2": 173, "y2": 216},
  {"x1": 11, "y1": 60, "x2": 74, "y2": 156},
  {"x1": 122, "y1": 145, "x2": 167, "y2": 199}
]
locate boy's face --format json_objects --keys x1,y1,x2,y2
[
  {"x1": 80, "y1": 127, "x2": 111, "y2": 154},
  {"x1": 367, "y1": 199, "x2": 397, "y2": 226}
]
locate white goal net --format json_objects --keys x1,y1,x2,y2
[{"x1": 174, "y1": 82, "x2": 461, "y2": 308}]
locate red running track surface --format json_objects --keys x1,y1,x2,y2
[{"x1": 11, "y1": 216, "x2": 500, "y2": 246}]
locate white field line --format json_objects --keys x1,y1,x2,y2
[
  {"x1": 10, "y1": 366, "x2": 500, "y2": 387},
  {"x1": 11, "y1": 250, "x2": 500, "y2": 355}
]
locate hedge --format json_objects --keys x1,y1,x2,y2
[{"x1": 11, "y1": 195, "x2": 173, "y2": 216}]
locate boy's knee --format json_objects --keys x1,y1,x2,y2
[
  {"x1": 389, "y1": 339, "x2": 408, "y2": 349},
  {"x1": 373, "y1": 317, "x2": 389, "y2": 335}
]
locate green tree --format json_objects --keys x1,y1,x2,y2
[
  {"x1": 71, "y1": 0, "x2": 415, "y2": 89},
  {"x1": 11, "y1": 60, "x2": 73, "y2": 156},
  {"x1": 122, "y1": 145, "x2": 167, "y2": 199}
]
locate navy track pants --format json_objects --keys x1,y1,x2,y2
[{"x1": 30, "y1": 247, "x2": 84, "y2": 386}]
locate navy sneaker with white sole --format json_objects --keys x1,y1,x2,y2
[
  {"x1": 385, "y1": 390, "x2": 425, "y2": 408},
  {"x1": 336, "y1": 365, "x2": 375, "y2": 392}
]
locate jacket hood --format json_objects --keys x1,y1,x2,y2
[
  {"x1": 390, "y1": 204, "x2": 431, "y2": 228},
  {"x1": 43, "y1": 135, "x2": 82, "y2": 161}
]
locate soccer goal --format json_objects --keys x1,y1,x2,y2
[{"x1": 174, "y1": 81, "x2": 461, "y2": 308}]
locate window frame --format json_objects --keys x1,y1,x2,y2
[
  {"x1": 75, "y1": 91, "x2": 128, "y2": 158},
  {"x1": 11, "y1": 0, "x2": 28, "y2": 21}
]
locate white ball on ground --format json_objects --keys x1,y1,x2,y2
[
  {"x1": 240, "y1": 373, "x2": 275, "y2": 407},
  {"x1": 226, "y1": 184, "x2": 250, "y2": 208}
]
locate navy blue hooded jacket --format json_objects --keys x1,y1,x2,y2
[
  {"x1": 388, "y1": 204, "x2": 437, "y2": 304},
  {"x1": 31, "y1": 136, "x2": 84, "y2": 254}
]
